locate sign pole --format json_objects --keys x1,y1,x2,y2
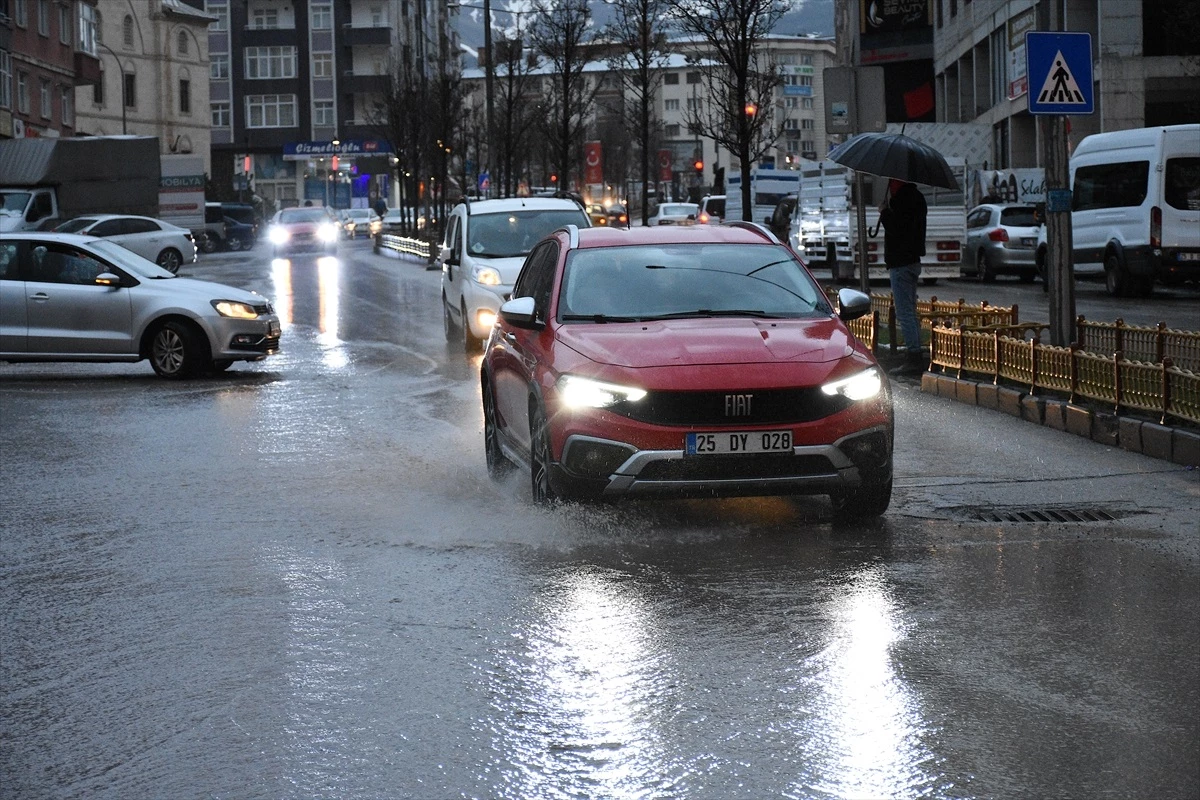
[{"x1": 1043, "y1": 114, "x2": 1075, "y2": 347}]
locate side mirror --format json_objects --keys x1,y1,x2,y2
[
  {"x1": 836, "y1": 287, "x2": 871, "y2": 322},
  {"x1": 95, "y1": 272, "x2": 123, "y2": 288},
  {"x1": 498, "y1": 296, "x2": 542, "y2": 330}
]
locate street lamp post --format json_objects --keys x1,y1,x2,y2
[{"x1": 96, "y1": 42, "x2": 126, "y2": 135}]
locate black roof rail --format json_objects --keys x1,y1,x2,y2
[{"x1": 723, "y1": 220, "x2": 780, "y2": 244}]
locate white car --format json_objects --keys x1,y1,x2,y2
[
  {"x1": 54, "y1": 214, "x2": 198, "y2": 274},
  {"x1": 343, "y1": 208, "x2": 382, "y2": 238},
  {"x1": 648, "y1": 202, "x2": 698, "y2": 226},
  {"x1": 439, "y1": 196, "x2": 591, "y2": 351},
  {"x1": 0, "y1": 232, "x2": 280, "y2": 378}
]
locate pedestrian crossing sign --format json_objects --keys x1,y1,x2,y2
[{"x1": 1026, "y1": 32, "x2": 1094, "y2": 115}]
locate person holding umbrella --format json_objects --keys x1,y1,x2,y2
[{"x1": 878, "y1": 179, "x2": 927, "y2": 371}]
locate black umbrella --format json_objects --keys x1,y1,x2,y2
[{"x1": 828, "y1": 132, "x2": 959, "y2": 190}]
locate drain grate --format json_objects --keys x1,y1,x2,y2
[{"x1": 963, "y1": 507, "x2": 1121, "y2": 524}]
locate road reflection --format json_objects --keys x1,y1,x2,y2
[{"x1": 271, "y1": 255, "x2": 348, "y2": 369}]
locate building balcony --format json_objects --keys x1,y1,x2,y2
[
  {"x1": 73, "y1": 51, "x2": 101, "y2": 86},
  {"x1": 341, "y1": 24, "x2": 390, "y2": 47},
  {"x1": 240, "y1": 27, "x2": 298, "y2": 47},
  {"x1": 342, "y1": 72, "x2": 390, "y2": 93}
]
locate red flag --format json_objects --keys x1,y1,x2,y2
[
  {"x1": 584, "y1": 141, "x2": 603, "y2": 184},
  {"x1": 658, "y1": 149, "x2": 673, "y2": 182},
  {"x1": 904, "y1": 82, "x2": 935, "y2": 120}
]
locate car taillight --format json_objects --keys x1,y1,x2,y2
[
  {"x1": 987, "y1": 228, "x2": 1009, "y2": 242},
  {"x1": 1151, "y1": 205, "x2": 1161, "y2": 248},
  {"x1": 699, "y1": 212, "x2": 710, "y2": 224}
]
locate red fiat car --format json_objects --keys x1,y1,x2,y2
[{"x1": 480, "y1": 223, "x2": 894, "y2": 518}]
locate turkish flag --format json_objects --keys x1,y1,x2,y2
[
  {"x1": 658, "y1": 149, "x2": 673, "y2": 182},
  {"x1": 584, "y1": 141, "x2": 603, "y2": 184},
  {"x1": 903, "y1": 82, "x2": 935, "y2": 121}
]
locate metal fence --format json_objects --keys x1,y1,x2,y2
[
  {"x1": 375, "y1": 234, "x2": 438, "y2": 266},
  {"x1": 1075, "y1": 317, "x2": 1200, "y2": 373}
]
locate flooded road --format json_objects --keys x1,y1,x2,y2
[{"x1": 2, "y1": 241, "x2": 1198, "y2": 799}]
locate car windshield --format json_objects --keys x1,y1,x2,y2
[
  {"x1": 558, "y1": 243, "x2": 831, "y2": 321},
  {"x1": 661, "y1": 204, "x2": 697, "y2": 216},
  {"x1": 348, "y1": 209, "x2": 374, "y2": 219},
  {"x1": 279, "y1": 208, "x2": 331, "y2": 224},
  {"x1": 999, "y1": 207, "x2": 1037, "y2": 226},
  {"x1": 2, "y1": 191, "x2": 31, "y2": 212},
  {"x1": 88, "y1": 240, "x2": 176, "y2": 278},
  {"x1": 467, "y1": 209, "x2": 589, "y2": 258},
  {"x1": 55, "y1": 218, "x2": 97, "y2": 233}
]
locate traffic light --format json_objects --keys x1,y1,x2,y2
[
  {"x1": 550, "y1": 173, "x2": 558, "y2": 184},
  {"x1": 693, "y1": 159, "x2": 704, "y2": 173}
]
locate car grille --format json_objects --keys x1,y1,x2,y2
[
  {"x1": 636, "y1": 453, "x2": 837, "y2": 482},
  {"x1": 612, "y1": 388, "x2": 853, "y2": 426}
]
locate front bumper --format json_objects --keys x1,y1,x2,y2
[
  {"x1": 209, "y1": 316, "x2": 282, "y2": 360},
  {"x1": 464, "y1": 282, "x2": 509, "y2": 339}
]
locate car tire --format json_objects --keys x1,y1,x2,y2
[
  {"x1": 1105, "y1": 253, "x2": 1128, "y2": 297},
  {"x1": 1037, "y1": 246, "x2": 1049, "y2": 293},
  {"x1": 483, "y1": 381, "x2": 514, "y2": 479},
  {"x1": 199, "y1": 234, "x2": 219, "y2": 254},
  {"x1": 529, "y1": 405, "x2": 558, "y2": 505},
  {"x1": 149, "y1": 319, "x2": 206, "y2": 379},
  {"x1": 1018, "y1": 270, "x2": 1036, "y2": 283},
  {"x1": 462, "y1": 301, "x2": 483, "y2": 353},
  {"x1": 829, "y1": 477, "x2": 893, "y2": 520},
  {"x1": 226, "y1": 234, "x2": 244, "y2": 252},
  {"x1": 156, "y1": 248, "x2": 183, "y2": 274},
  {"x1": 977, "y1": 250, "x2": 996, "y2": 282},
  {"x1": 442, "y1": 295, "x2": 457, "y2": 342}
]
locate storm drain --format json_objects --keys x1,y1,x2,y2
[{"x1": 957, "y1": 507, "x2": 1123, "y2": 524}]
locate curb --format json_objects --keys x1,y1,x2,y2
[{"x1": 915, "y1": 369, "x2": 1200, "y2": 468}]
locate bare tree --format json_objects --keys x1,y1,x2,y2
[
  {"x1": 370, "y1": 54, "x2": 428, "y2": 235},
  {"x1": 494, "y1": 32, "x2": 540, "y2": 196},
  {"x1": 668, "y1": 0, "x2": 788, "y2": 221},
  {"x1": 603, "y1": 0, "x2": 672, "y2": 224},
  {"x1": 527, "y1": 0, "x2": 599, "y2": 193}
]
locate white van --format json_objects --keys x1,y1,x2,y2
[{"x1": 1070, "y1": 124, "x2": 1200, "y2": 296}]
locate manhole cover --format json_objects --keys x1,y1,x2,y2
[{"x1": 957, "y1": 507, "x2": 1124, "y2": 524}]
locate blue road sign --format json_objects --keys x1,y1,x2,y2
[{"x1": 1026, "y1": 31, "x2": 1094, "y2": 115}]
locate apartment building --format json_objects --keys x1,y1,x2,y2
[
  {"x1": 205, "y1": 0, "x2": 456, "y2": 210},
  {"x1": 0, "y1": 0, "x2": 100, "y2": 139},
  {"x1": 72, "y1": 0, "x2": 215, "y2": 172}
]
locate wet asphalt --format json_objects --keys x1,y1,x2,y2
[{"x1": 1, "y1": 240, "x2": 1197, "y2": 799}]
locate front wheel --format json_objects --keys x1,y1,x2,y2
[
  {"x1": 149, "y1": 320, "x2": 206, "y2": 379},
  {"x1": 529, "y1": 406, "x2": 558, "y2": 505},
  {"x1": 442, "y1": 295, "x2": 457, "y2": 341},
  {"x1": 156, "y1": 248, "x2": 183, "y2": 274},
  {"x1": 1105, "y1": 253, "x2": 1128, "y2": 297},
  {"x1": 829, "y1": 478, "x2": 893, "y2": 520},
  {"x1": 199, "y1": 234, "x2": 219, "y2": 254},
  {"x1": 977, "y1": 250, "x2": 996, "y2": 282},
  {"x1": 483, "y1": 382, "x2": 514, "y2": 480},
  {"x1": 226, "y1": 234, "x2": 245, "y2": 252}
]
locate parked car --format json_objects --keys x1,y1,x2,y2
[
  {"x1": 0, "y1": 232, "x2": 280, "y2": 378},
  {"x1": 697, "y1": 194, "x2": 726, "y2": 225},
  {"x1": 267, "y1": 206, "x2": 340, "y2": 257},
  {"x1": 54, "y1": 214, "x2": 197, "y2": 274},
  {"x1": 440, "y1": 196, "x2": 591, "y2": 351},
  {"x1": 480, "y1": 223, "x2": 894, "y2": 516},
  {"x1": 343, "y1": 208, "x2": 383, "y2": 239},
  {"x1": 201, "y1": 202, "x2": 260, "y2": 253},
  {"x1": 219, "y1": 216, "x2": 257, "y2": 252},
  {"x1": 604, "y1": 203, "x2": 630, "y2": 228},
  {"x1": 964, "y1": 203, "x2": 1040, "y2": 282},
  {"x1": 648, "y1": 202, "x2": 699, "y2": 226}
]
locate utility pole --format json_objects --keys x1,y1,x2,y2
[{"x1": 483, "y1": 0, "x2": 494, "y2": 199}]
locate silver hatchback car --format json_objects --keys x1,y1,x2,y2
[
  {"x1": 0, "y1": 232, "x2": 280, "y2": 378},
  {"x1": 964, "y1": 203, "x2": 1041, "y2": 282}
]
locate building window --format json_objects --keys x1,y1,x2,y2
[
  {"x1": 39, "y1": 78, "x2": 51, "y2": 118},
  {"x1": 249, "y1": 8, "x2": 279, "y2": 29},
  {"x1": 123, "y1": 15, "x2": 134, "y2": 47},
  {"x1": 123, "y1": 72, "x2": 136, "y2": 108},
  {"x1": 246, "y1": 47, "x2": 297, "y2": 79},
  {"x1": 312, "y1": 53, "x2": 333, "y2": 78},
  {"x1": 664, "y1": 98, "x2": 679, "y2": 111},
  {"x1": 801, "y1": 118, "x2": 814, "y2": 129},
  {"x1": 179, "y1": 79, "x2": 190, "y2": 114},
  {"x1": 783, "y1": 118, "x2": 799, "y2": 130},
  {"x1": 178, "y1": 31, "x2": 189, "y2": 56},
  {"x1": 211, "y1": 101, "x2": 230, "y2": 126},
  {"x1": 686, "y1": 71, "x2": 700, "y2": 84},
  {"x1": 314, "y1": 100, "x2": 334, "y2": 126},
  {"x1": 311, "y1": 3, "x2": 332, "y2": 29},
  {"x1": 58, "y1": 5, "x2": 71, "y2": 44},
  {"x1": 686, "y1": 96, "x2": 699, "y2": 110},
  {"x1": 665, "y1": 123, "x2": 680, "y2": 137},
  {"x1": 246, "y1": 94, "x2": 296, "y2": 128},
  {"x1": 14, "y1": 0, "x2": 27, "y2": 28},
  {"x1": 211, "y1": 54, "x2": 229, "y2": 79},
  {"x1": 785, "y1": 97, "x2": 798, "y2": 109},
  {"x1": 61, "y1": 85, "x2": 73, "y2": 126},
  {"x1": 0, "y1": 51, "x2": 11, "y2": 110},
  {"x1": 801, "y1": 54, "x2": 813, "y2": 66},
  {"x1": 208, "y1": 2, "x2": 227, "y2": 31},
  {"x1": 801, "y1": 139, "x2": 814, "y2": 153},
  {"x1": 93, "y1": 66, "x2": 104, "y2": 105},
  {"x1": 78, "y1": 3, "x2": 97, "y2": 55},
  {"x1": 16, "y1": 71, "x2": 29, "y2": 113},
  {"x1": 371, "y1": 6, "x2": 385, "y2": 26},
  {"x1": 802, "y1": 97, "x2": 813, "y2": 109},
  {"x1": 664, "y1": 72, "x2": 678, "y2": 85}
]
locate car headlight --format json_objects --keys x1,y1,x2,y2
[
  {"x1": 211, "y1": 300, "x2": 260, "y2": 319},
  {"x1": 473, "y1": 265, "x2": 502, "y2": 286},
  {"x1": 268, "y1": 227, "x2": 290, "y2": 245},
  {"x1": 821, "y1": 367, "x2": 883, "y2": 401},
  {"x1": 557, "y1": 375, "x2": 647, "y2": 409},
  {"x1": 317, "y1": 223, "x2": 339, "y2": 242}
]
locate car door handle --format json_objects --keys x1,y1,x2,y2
[
  {"x1": 29, "y1": 292, "x2": 50, "y2": 302},
  {"x1": 506, "y1": 333, "x2": 518, "y2": 344}
]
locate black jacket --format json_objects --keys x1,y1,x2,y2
[{"x1": 879, "y1": 183, "x2": 927, "y2": 267}]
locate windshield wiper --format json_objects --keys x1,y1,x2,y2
[
  {"x1": 643, "y1": 309, "x2": 780, "y2": 320},
  {"x1": 560, "y1": 313, "x2": 642, "y2": 323}
]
